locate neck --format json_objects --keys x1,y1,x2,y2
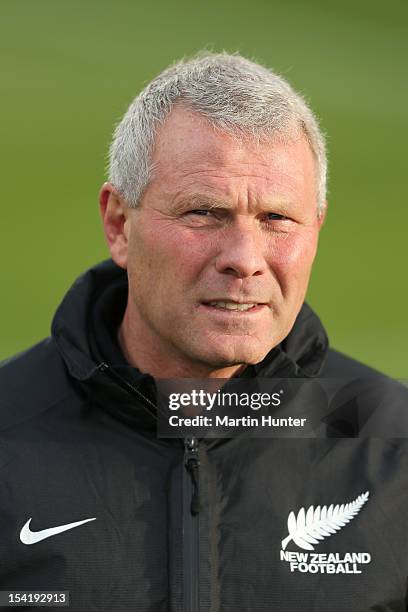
[{"x1": 118, "y1": 305, "x2": 246, "y2": 379}]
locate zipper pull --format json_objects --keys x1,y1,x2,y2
[{"x1": 184, "y1": 437, "x2": 200, "y2": 515}]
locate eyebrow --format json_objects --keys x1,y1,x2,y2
[
  {"x1": 173, "y1": 193, "x2": 296, "y2": 216},
  {"x1": 173, "y1": 194, "x2": 230, "y2": 212}
]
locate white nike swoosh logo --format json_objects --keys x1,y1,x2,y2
[{"x1": 20, "y1": 517, "x2": 96, "y2": 545}]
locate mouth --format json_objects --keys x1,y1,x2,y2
[{"x1": 201, "y1": 300, "x2": 267, "y2": 313}]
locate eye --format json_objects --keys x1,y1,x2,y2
[
  {"x1": 188, "y1": 209, "x2": 212, "y2": 216},
  {"x1": 266, "y1": 212, "x2": 287, "y2": 221}
]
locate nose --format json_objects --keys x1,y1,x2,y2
[{"x1": 214, "y1": 217, "x2": 268, "y2": 278}]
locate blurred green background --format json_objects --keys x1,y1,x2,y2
[{"x1": 1, "y1": 0, "x2": 407, "y2": 376}]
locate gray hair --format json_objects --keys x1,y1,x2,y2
[{"x1": 108, "y1": 52, "x2": 327, "y2": 215}]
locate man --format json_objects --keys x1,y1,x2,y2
[{"x1": 0, "y1": 53, "x2": 407, "y2": 611}]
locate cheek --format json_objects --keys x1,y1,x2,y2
[
  {"x1": 130, "y1": 226, "x2": 212, "y2": 290},
  {"x1": 165, "y1": 225, "x2": 219, "y2": 264},
  {"x1": 267, "y1": 230, "x2": 318, "y2": 268},
  {"x1": 267, "y1": 230, "x2": 319, "y2": 297}
]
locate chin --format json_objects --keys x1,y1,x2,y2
[{"x1": 199, "y1": 340, "x2": 270, "y2": 369}]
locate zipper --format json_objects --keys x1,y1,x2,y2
[
  {"x1": 99, "y1": 363, "x2": 202, "y2": 609},
  {"x1": 183, "y1": 436, "x2": 200, "y2": 612}
]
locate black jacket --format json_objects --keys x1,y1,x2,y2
[{"x1": 1, "y1": 260, "x2": 407, "y2": 612}]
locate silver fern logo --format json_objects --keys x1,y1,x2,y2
[
  {"x1": 280, "y1": 491, "x2": 372, "y2": 575},
  {"x1": 281, "y1": 491, "x2": 369, "y2": 551}
]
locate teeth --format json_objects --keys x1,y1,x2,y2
[{"x1": 208, "y1": 301, "x2": 257, "y2": 311}]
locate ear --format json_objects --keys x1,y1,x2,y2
[
  {"x1": 99, "y1": 182, "x2": 130, "y2": 269},
  {"x1": 317, "y1": 201, "x2": 327, "y2": 228}
]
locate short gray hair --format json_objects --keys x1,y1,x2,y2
[{"x1": 108, "y1": 52, "x2": 327, "y2": 215}]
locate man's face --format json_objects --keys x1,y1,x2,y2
[{"x1": 122, "y1": 106, "x2": 323, "y2": 375}]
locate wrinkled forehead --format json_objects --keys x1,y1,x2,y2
[{"x1": 148, "y1": 105, "x2": 316, "y2": 204}]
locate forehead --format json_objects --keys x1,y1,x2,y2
[{"x1": 149, "y1": 104, "x2": 316, "y2": 201}]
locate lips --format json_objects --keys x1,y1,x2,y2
[
  {"x1": 201, "y1": 300, "x2": 267, "y2": 312},
  {"x1": 206, "y1": 301, "x2": 257, "y2": 311}
]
